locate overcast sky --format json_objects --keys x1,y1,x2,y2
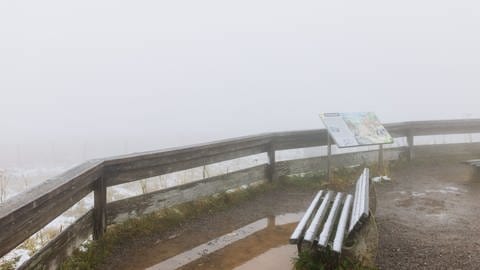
[{"x1": 1, "y1": 0, "x2": 480, "y2": 167}]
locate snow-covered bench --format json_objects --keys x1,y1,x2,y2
[{"x1": 289, "y1": 168, "x2": 371, "y2": 253}]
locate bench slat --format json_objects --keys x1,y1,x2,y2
[
  {"x1": 303, "y1": 191, "x2": 333, "y2": 244},
  {"x1": 363, "y1": 168, "x2": 370, "y2": 219},
  {"x1": 318, "y1": 192, "x2": 343, "y2": 247},
  {"x1": 289, "y1": 190, "x2": 324, "y2": 244},
  {"x1": 332, "y1": 194, "x2": 353, "y2": 253},
  {"x1": 349, "y1": 168, "x2": 369, "y2": 233},
  {"x1": 464, "y1": 159, "x2": 480, "y2": 167},
  {"x1": 349, "y1": 173, "x2": 362, "y2": 232}
]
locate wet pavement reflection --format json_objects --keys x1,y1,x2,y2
[{"x1": 147, "y1": 213, "x2": 303, "y2": 270}]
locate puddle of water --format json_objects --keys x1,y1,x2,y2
[
  {"x1": 424, "y1": 188, "x2": 464, "y2": 195},
  {"x1": 395, "y1": 185, "x2": 466, "y2": 198},
  {"x1": 147, "y1": 212, "x2": 303, "y2": 270},
  {"x1": 412, "y1": 192, "x2": 427, "y2": 197},
  {"x1": 233, "y1": 245, "x2": 296, "y2": 270},
  {"x1": 425, "y1": 213, "x2": 451, "y2": 224}
]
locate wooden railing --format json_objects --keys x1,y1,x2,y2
[{"x1": 2, "y1": 119, "x2": 480, "y2": 269}]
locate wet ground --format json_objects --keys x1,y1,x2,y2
[
  {"x1": 102, "y1": 156, "x2": 480, "y2": 270},
  {"x1": 375, "y1": 159, "x2": 480, "y2": 269},
  {"x1": 101, "y1": 185, "x2": 317, "y2": 270}
]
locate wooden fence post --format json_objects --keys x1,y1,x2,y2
[
  {"x1": 93, "y1": 177, "x2": 107, "y2": 240},
  {"x1": 267, "y1": 143, "x2": 276, "y2": 182},
  {"x1": 407, "y1": 131, "x2": 415, "y2": 161}
]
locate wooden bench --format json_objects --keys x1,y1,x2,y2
[
  {"x1": 463, "y1": 159, "x2": 480, "y2": 167},
  {"x1": 289, "y1": 168, "x2": 370, "y2": 253}
]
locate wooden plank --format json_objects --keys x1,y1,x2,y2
[
  {"x1": 412, "y1": 142, "x2": 480, "y2": 160},
  {"x1": 106, "y1": 165, "x2": 268, "y2": 224},
  {"x1": 103, "y1": 135, "x2": 271, "y2": 170},
  {"x1": 267, "y1": 144, "x2": 276, "y2": 182},
  {"x1": 405, "y1": 119, "x2": 480, "y2": 136},
  {"x1": 289, "y1": 190, "x2": 324, "y2": 244},
  {"x1": 276, "y1": 147, "x2": 407, "y2": 177},
  {"x1": 332, "y1": 194, "x2": 353, "y2": 253},
  {"x1": 349, "y1": 169, "x2": 370, "y2": 234},
  {"x1": 0, "y1": 161, "x2": 102, "y2": 258},
  {"x1": 463, "y1": 159, "x2": 480, "y2": 166},
  {"x1": 272, "y1": 130, "x2": 329, "y2": 151},
  {"x1": 18, "y1": 210, "x2": 94, "y2": 270},
  {"x1": 303, "y1": 191, "x2": 333, "y2": 244},
  {"x1": 104, "y1": 144, "x2": 269, "y2": 186},
  {"x1": 407, "y1": 131, "x2": 414, "y2": 161},
  {"x1": 318, "y1": 192, "x2": 343, "y2": 247}
]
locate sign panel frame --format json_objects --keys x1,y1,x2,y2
[{"x1": 320, "y1": 112, "x2": 393, "y2": 148}]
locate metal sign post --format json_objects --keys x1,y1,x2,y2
[
  {"x1": 378, "y1": 144, "x2": 384, "y2": 176},
  {"x1": 327, "y1": 133, "x2": 333, "y2": 182}
]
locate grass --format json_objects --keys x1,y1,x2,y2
[
  {"x1": 281, "y1": 164, "x2": 380, "y2": 192},
  {"x1": 0, "y1": 257, "x2": 19, "y2": 270},
  {"x1": 294, "y1": 250, "x2": 376, "y2": 270}
]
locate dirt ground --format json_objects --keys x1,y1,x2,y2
[{"x1": 102, "y1": 156, "x2": 480, "y2": 270}]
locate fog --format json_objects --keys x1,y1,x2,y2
[{"x1": 1, "y1": 0, "x2": 480, "y2": 168}]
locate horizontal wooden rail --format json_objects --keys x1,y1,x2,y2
[
  {"x1": 106, "y1": 164, "x2": 268, "y2": 225},
  {"x1": 1, "y1": 119, "x2": 480, "y2": 269},
  {"x1": 0, "y1": 160, "x2": 103, "y2": 258}
]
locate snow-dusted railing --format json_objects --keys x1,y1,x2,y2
[{"x1": 2, "y1": 119, "x2": 480, "y2": 269}]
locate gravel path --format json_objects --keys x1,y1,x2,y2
[{"x1": 375, "y1": 159, "x2": 480, "y2": 270}]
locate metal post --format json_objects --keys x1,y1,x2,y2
[
  {"x1": 378, "y1": 144, "x2": 385, "y2": 176},
  {"x1": 327, "y1": 134, "x2": 333, "y2": 182}
]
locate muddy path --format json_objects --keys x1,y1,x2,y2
[
  {"x1": 101, "y1": 156, "x2": 480, "y2": 270},
  {"x1": 100, "y1": 184, "x2": 317, "y2": 270}
]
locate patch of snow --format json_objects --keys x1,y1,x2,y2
[
  {"x1": 109, "y1": 186, "x2": 139, "y2": 201},
  {"x1": 444, "y1": 186, "x2": 463, "y2": 192},
  {"x1": 2, "y1": 248, "x2": 31, "y2": 268},
  {"x1": 372, "y1": 176, "x2": 382, "y2": 183},
  {"x1": 46, "y1": 215, "x2": 77, "y2": 230},
  {"x1": 372, "y1": 176, "x2": 392, "y2": 183}
]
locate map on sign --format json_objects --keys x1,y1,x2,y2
[{"x1": 320, "y1": 112, "x2": 393, "y2": 148}]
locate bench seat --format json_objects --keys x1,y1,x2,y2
[
  {"x1": 290, "y1": 168, "x2": 370, "y2": 253},
  {"x1": 463, "y1": 159, "x2": 480, "y2": 167}
]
